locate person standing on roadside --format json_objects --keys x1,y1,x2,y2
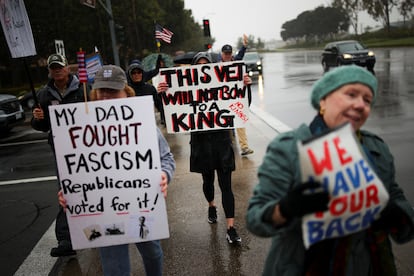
[
  {"x1": 126, "y1": 62, "x2": 165, "y2": 125},
  {"x1": 31, "y1": 53, "x2": 86, "y2": 257},
  {"x1": 58, "y1": 65, "x2": 175, "y2": 276},
  {"x1": 246, "y1": 65, "x2": 414, "y2": 275},
  {"x1": 157, "y1": 52, "x2": 251, "y2": 244},
  {"x1": 220, "y1": 34, "x2": 254, "y2": 156}
]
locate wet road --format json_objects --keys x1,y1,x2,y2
[
  {"x1": 1, "y1": 48, "x2": 414, "y2": 275},
  {"x1": 250, "y1": 48, "x2": 414, "y2": 202}
]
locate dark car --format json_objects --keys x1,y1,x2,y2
[
  {"x1": 0, "y1": 94, "x2": 26, "y2": 133},
  {"x1": 321, "y1": 40, "x2": 375, "y2": 73},
  {"x1": 243, "y1": 51, "x2": 263, "y2": 76}
]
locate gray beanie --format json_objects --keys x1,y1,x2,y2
[{"x1": 311, "y1": 65, "x2": 378, "y2": 110}]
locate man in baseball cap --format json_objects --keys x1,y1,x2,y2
[
  {"x1": 32, "y1": 52, "x2": 86, "y2": 257},
  {"x1": 221, "y1": 44, "x2": 233, "y2": 53},
  {"x1": 47, "y1": 54, "x2": 68, "y2": 68}
]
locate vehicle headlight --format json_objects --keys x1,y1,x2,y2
[
  {"x1": 368, "y1": 51, "x2": 375, "y2": 56},
  {"x1": 256, "y1": 61, "x2": 261, "y2": 66},
  {"x1": 343, "y1": 53, "x2": 352, "y2": 59}
]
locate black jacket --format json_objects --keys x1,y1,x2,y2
[{"x1": 190, "y1": 129, "x2": 235, "y2": 173}]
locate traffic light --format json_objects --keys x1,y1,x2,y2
[
  {"x1": 115, "y1": 24, "x2": 125, "y2": 44},
  {"x1": 203, "y1": 19, "x2": 211, "y2": 37}
]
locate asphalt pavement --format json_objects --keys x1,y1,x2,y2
[{"x1": 13, "y1": 107, "x2": 414, "y2": 276}]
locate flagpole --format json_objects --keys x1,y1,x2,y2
[{"x1": 23, "y1": 58, "x2": 39, "y2": 107}]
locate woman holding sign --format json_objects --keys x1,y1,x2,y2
[
  {"x1": 58, "y1": 65, "x2": 175, "y2": 276},
  {"x1": 157, "y1": 52, "x2": 252, "y2": 245},
  {"x1": 246, "y1": 65, "x2": 414, "y2": 275}
]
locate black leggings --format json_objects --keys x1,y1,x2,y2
[{"x1": 202, "y1": 169, "x2": 234, "y2": 218}]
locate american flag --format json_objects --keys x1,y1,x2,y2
[
  {"x1": 155, "y1": 24, "x2": 173, "y2": 44},
  {"x1": 76, "y1": 50, "x2": 88, "y2": 83}
]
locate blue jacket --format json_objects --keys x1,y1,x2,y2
[{"x1": 246, "y1": 123, "x2": 414, "y2": 276}]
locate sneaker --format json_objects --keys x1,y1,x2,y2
[
  {"x1": 226, "y1": 226, "x2": 241, "y2": 244},
  {"x1": 241, "y1": 148, "x2": 254, "y2": 156},
  {"x1": 50, "y1": 240, "x2": 76, "y2": 257},
  {"x1": 208, "y1": 206, "x2": 217, "y2": 224}
]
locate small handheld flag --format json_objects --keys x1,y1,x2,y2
[{"x1": 77, "y1": 48, "x2": 89, "y2": 112}]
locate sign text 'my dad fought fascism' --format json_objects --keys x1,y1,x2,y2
[
  {"x1": 157, "y1": 61, "x2": 249, "y2": 133},
  {"x1": 49, "y1": 96, "x2": 169, "y2": 250}
]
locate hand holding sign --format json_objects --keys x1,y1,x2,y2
[{"x1": 279, "y1": 181, "x2": 329, "y2": 220}]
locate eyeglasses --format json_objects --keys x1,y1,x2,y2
[{"x1": 131, "y1": 70, "x2": 143, "y2": 75}]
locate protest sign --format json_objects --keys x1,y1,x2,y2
[
  {"x1": 157, "y1": 61, "x2": 249, "y2": 133},
  {"x1": 297, "y1": 123, "x2": 389, "y2": 249},
  {"x1": 49, "y1": 96, "x2": 169, "y2": 250},
  {"x1": 0, "y1": 0, "x2": 36, "y2": 58}
]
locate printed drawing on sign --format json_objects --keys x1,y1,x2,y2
[
  {"x1": 297, "y1": 123, "x2": 389, "y2": 249},
  {"x1": 157, "y1": 61, "x2": 250, "y2": 133},
  {"x1": 48, "y1": 96, "x2": 169, "y2": 250}
]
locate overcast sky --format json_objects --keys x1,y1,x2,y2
[{"x1": 183, "y1": 0, "x2": 391, "y2": 51}]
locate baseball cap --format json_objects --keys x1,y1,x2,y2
[
  {"x1": 92, "y1": 65, "x2": 127, "y2": 90},
  {"x1": 47, "y1": 54, "x2": 68, "y2": 68},
  {"x1": 221, "y1": 44, "x2": 233, "y2": 53}
]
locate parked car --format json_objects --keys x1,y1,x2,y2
[
  {"x1": 0, "y1": 94, "x2": 26, "y2": 133},
  {"x1": 243, "y1": 51, "x2": 263, "y2": 76},
  {"x1": 321, "y1": 40, "x2": 375, "y2": 73}
]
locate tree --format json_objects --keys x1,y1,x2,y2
[
  {"x1": 332, "y1": 0, "x2": 363, "y2": 35},
  {"x1": 0, "y1": 0, "x2": 206, "y2": 88},
  {"x1": 280, "y1": 6, "x2": 349, "y2": 42},
  {"x1": 362, "y1": 0, "x2": 397, "y2": 32}
]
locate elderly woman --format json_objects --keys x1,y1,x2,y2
[{"x1": 246, "y1": 65, "x2": 414, "y2": 276}]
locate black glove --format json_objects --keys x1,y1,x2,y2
[
  {"x1": 371, "y1": 203, "x2": 405, "y2": 232},
  {"x1": 279, "y1": 181, "x2": 329, "y2": 220},
  {"x1": 156, "y1": 54, "x2": 163, "y2": 70}
]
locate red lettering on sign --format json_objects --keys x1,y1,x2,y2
[
  {"x1": 333, "y1": 136, "x2": 352, "y2": 165},
  {"x1": 307, "y1": 141, "x2": 333, "y2": 175}
]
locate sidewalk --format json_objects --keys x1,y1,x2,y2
[{"x1": 15, "y1": 107, "x2": 414, "y2": 275}]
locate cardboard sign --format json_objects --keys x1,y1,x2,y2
[
  {"x1": 0, "y1": 0, "x2": 36, "y2": 58},
  {"x1": 297, "y1": 123, "x2": 389, "y2": 249},
  {"x1": 49, "y1": 96, "x2": 169, "y2": 250},
  {"x1": 157, "y1": 61, "x2": 249, "y2": 133}
]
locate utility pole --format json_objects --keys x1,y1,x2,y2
[{"x1": 96, "y1": 0, "x2": 120, "y2": 66}]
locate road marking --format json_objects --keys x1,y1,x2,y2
[
  {"x1": 0, "y1": 139, "x2": 47, "y2": 147},
  {"x1": 0, "y1": 176, "x2": 57, "y2": 186},
  {"x1": 250, "y1": 104, "x2": 293, "y2": 133}
]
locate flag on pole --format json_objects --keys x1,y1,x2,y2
[
  {"x1": 76, "y1": 50, "x2": 88, "y2": 83},
  {"x1": 155, "y1": 24, "x2": 173, "y2": 44}
]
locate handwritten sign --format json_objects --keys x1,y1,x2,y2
[
  {"x1": 157, "y1": 61, "x2": 249, "y2": 133},
  {"x1": 297, "y1": 123, "x2": 389, "y2": 249},
  {"x1": 49, "y1": 96, "x2": 169, "y2": 250}
]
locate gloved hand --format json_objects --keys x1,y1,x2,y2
[
  {"x1": 156, "y1": 54, "x2": 163, "y2": 70},
  {"x1": 279, "y1": 181, "x2": 329, "y2": 220},
  {"x1": 371, "y1": 203, "x2": 405, "y2": 232}
]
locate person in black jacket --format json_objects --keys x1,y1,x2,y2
[
  {"x1": 31, "y1": 53, "x2": 87, "y2": 257},
  {"x1": 127, "y1": 62, "x2": 165, "y2": 124},
  {"x1": 157, "y1": 52, "x2": 251, "y2": 244}
]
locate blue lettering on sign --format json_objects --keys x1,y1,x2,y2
[{"x1": 306, "y1": 205, "x2": 382, "y2": 246}]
